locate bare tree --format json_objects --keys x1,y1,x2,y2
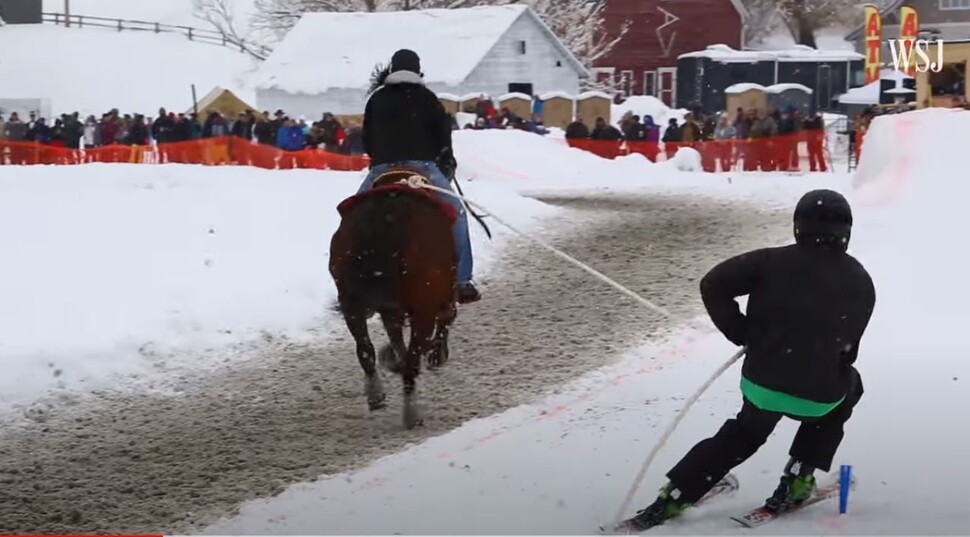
[
  {"x1": 193, "y1": 0, "x2": 270, "y2": 59},
  {"x1": 742, "y1": 0, "x2": 866, "y2": 48}
]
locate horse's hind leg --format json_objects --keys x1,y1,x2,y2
[
  {"x1": 378, "y1": 309, "x2": 408, "y2": 374},
  {"x1": 401, "y1": 311, "x2": 435, "y2": 429},
  {"x1": 427, "y1": 304, "x2": 456, "y2": 370},
  {"x1": 342, "y1": 303, "x2": 386, "y2": 411}
]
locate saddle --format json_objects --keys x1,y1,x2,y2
[{"x1": 337, "y1": 166, "x2": 459, "y2": 224}]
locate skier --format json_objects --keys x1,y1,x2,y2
[
  {"x1": 615, "y1": 189, "x2": 876, "y2": 533},
  {"x1": 357, "y1": 48, "x2": 480, "y2": 305}
]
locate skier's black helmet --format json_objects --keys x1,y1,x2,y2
[
  {"x1": 390, "y1": 49, "x2": 422, "y2": 76},
  {"x1": 793, "y1": 189, "x2": 853, "y2": 250}
]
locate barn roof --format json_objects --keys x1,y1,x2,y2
[
  {"x1": 679, "y1": 44, "x2": 863, "y2": 62},
  {"x1": 252, "y1": 5, "x2": 588, "y2": 95}
]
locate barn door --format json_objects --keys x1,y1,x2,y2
[
  {"x1": 817, "y1": 64, "x2": 833, "y2": 111},
  {"x1": 657, "y1": 67, "x2": 677, "y2": 107}
]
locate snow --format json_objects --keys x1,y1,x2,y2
[
  {"x1": 751, "y1": 27, "x2": 857, "y2": 52},
  {"x1": 436, "y1": 92, "x2": 461, "y2": 102},
  {"x1": 539, "y1": 90, "x2": 574, "y2": 100},
  {"x1": 765, "y1": 83, "x2": 812, "y2": 94},
  {"x1": 578, "y1": 90, "x2": 613, "y2": 100},
  {"x1": 498, "y1": 92, "x2": 532, "y2": 102},
  {"x1": 0, "y1": 24, "x2": 256, "y2": 116},
  {"x1": 680, "y1": 43, "x2": 862, "y2": 63},
  {"x1": 203, "y1": 109, "x2": 970, "y2": 534},
  {"x1": 0, "y1": 153, "x2": 556, "y2": 416},
  {"x1": 41, "y1": 0, "x2": 207, "y2": 26},
  {"x1": 252, "y1": 5, "x2": 529, "y2": 94},
  {"x1": 7, "y1": 108, "x2": 970, "y2": 533},
  {"x1": 611, "y1": 95, "x2": 688, "y2": 126},
  {"x1": 838, "y1": 70, "x2": 914, "y2": 105},
  {"x1": 725, "y1": 83, "x2": 767, "y2": 94}
]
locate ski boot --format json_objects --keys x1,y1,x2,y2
[
  {"x1": 612, "y1": 483, "x2": 691, "y2": 534},
  {"x1": 457, "y1": 281, "x2": 482, "y2": 304},
  {"x1": 764, "y1": 458, "x2": 817, "y2": 512}
]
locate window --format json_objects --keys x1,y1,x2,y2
[
  {"x1": 620, "y1": 70, "x2": 634, "y2": 97},
  {"x1": 556, "y1": 60, "x2": 562, "y2": 67},
  {"x1": 941, "y1": 0, "x2": 970, "y2": 9},
  {"x1": 517, "y1": 40, "x2": 527, "y2": 54},
  {"x1": 643, "y1": 71, "x2": 657, "y2": 96}
]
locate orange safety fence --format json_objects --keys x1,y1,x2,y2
[
  {"x1": 0, "y1": 136, "x2": 370, "y2": 171},
  {"x1": 566, "y1": 131, "x2": 833, "y2": 172}
]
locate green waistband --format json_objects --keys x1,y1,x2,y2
[{"x1": 740, "y1": 377, "x2": 844, "y2": 418}]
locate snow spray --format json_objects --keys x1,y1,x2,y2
[{"x1": 839, "y1": 464, "x2": 853, "y2": 514}]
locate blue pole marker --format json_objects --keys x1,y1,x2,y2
[{"x1": 839, "y1": 464, "x2": 853, "y2": 514}]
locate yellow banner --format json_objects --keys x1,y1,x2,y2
[
  {"x1": 864, "y1": 4, "x2": 882, "y2": 84},
  {"x1": 899, "y1": 5, "x2": 920, "y2": 76}
]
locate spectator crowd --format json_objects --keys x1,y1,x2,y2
[
  {"x1": 0, "y1": 107, "x2": 367, "y2": 156},
  {"x1": 563, "y1": 106, "x2": 830, "y2": 172}
]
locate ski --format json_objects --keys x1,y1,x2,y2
[
  {"x1": 602, "y1": 473, "x2": 740, "y2": 534},
  {"x1": 730, "y1": 473, "x2": 858, "y2": 528}
]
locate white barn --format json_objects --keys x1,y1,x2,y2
[{"x1": 252, "y1": 5, "x2": 588, "y2": 117}]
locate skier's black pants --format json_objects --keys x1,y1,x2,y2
[{"x1": 666, "y1": 367, "x2": 864, "y2": 504}]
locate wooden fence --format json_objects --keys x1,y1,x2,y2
[{"x1": 41, "y1": 12, "x2": 272, "y2": 60}]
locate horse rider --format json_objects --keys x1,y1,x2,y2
[{"x1": 357, "y1": 48, "x2": 481, "y2": 305}]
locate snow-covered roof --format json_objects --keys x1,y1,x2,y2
[
  {"x1": 436, "y1": 92, "x2": 460, "y2": 101},
  {"x1": 498, "y1": 92, "x2": 531, "y2": 101},
  {"x1": 578, "y1": 90, "x2": 611, "y2": 100},
  {"x1": 679, "y1": 44, "x2": 863, "y2": 63},
  {"x1": 766, "y1": 83, "x2": 812, "y2": 94},
  {"x1": 838, "y1": 81, "x2": 880, "y2": 105},
  {"x1": 724, "y1": 83, "x2": 766, "y2": 94},
  {"x1": 253, "y1": 5, "x2": 587, "y2": 94},
  {"x1": 538, "y1": 90, "x2": 573, "y2": 100}
]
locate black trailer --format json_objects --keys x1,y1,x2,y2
[{"x1": 676, "y1": 45, "x2": 865, "y2": 114}]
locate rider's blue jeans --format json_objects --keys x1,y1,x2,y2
[{"x1": 357, "y1": 160, "x2": 473, "y2": 285}]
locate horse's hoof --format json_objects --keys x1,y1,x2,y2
[
  {"x1": 378, "y1": 344, "x2": 400, "y2": 373},
  {"x1": 403, "y1": 405, "x2": 423, "y2": 429},
  {"x1": 367, "y1": 394, "x2": 387, "y2": 411}
]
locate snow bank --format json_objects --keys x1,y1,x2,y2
[
  {"x1": 0, "y1": 24, "x2": 256, "y2": 116},
  {"x1": 0, "y1": 162, "x2": 554, "y2": 415},
  {"x1": 205, "y1": 108, "x2": 970, "y2": 535},
  {"x1": 611, "y1": 95, "x2": 687, "y2": 127}
]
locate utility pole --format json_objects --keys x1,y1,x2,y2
[{"x1": 65, "y1": 0, "x2": 71, "y2": 27}]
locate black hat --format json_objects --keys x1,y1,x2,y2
[
  {"x1": 793, "y1": 189, "x2": 853, "y2": 250},
  {"x1": 390, "y1": 49, "x2": 422, "y2": 75}
]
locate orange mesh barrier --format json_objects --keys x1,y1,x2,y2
[
  {"x1": 0, "y1": 136, "x2": 370, "y2": 171},
  {"x1": 564, "y1": 131, "x2": 832, "y2": 172}
]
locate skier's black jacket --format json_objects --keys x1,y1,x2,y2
[
  {"x1": 363, "y1": 69, "x2": 453, "y2": 169},
  {"x1": 700, "y1": 195, "x2": 876, "y2": 405}
]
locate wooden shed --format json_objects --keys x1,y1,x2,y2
[
  {"x1": 539, "y1": 91, "x2": 574, "y2": 129},
  {"x1": 460, "y1": 92, "x2": 488, "y2": 114},
  {"x1": 437, "y1": 93, "x2": 460, "y2": 115},
  {"x1": 189, "y1": 87, "x2": 258, "y2": 117},
  {"x1": 576, "y1": 90, "x2": 611, "y2": 130},
  {"x1": 724, "y1": 83, "x2": 768, "y2": 114},
  {"x1": 498, "y1": 92, "x2": 532, "y2": 119}
]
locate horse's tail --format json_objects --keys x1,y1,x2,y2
[{"x1": 346, "y1": 191, "x2": 411, "y2": 308}]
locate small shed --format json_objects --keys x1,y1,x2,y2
[
  {"x1": 437, "y1": 93, "x2": 460, "y2": 115},
  {"x1": 498, "y1": 92, "x2": 532, "y2": 118},
  {"x1": 576, "y1": 90, "x2": 611, "y2": 129},
  {"x1": 724, "y1": 83, "x2": 767, "y2": 114},
  {"x1": 765, "y1": 83, "x2": 813, "y2": 114},
  {"x1": 189, "y1": 87, "x2": 259, "y2": 118},
  {"x1": 460, "y1": 92, "x2": 487, "y2": 114},
  {"x1": 539, "y1": 91, "x2": 574, "y2": 128}
]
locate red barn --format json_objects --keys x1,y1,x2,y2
[{"x1": 594, "y1": 0, "x2": 749, "y2": 106}]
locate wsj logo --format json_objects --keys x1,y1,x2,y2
[{"x1": 887, "y1": 39, "x2": 943, "y2": 73}]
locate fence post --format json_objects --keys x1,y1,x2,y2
[
  {"x1": 154, "y1": 22, "x2": 160, "y2": 33},
  {"x1": 78, "y1": 15, "x2": 83, "y2": 28},
  {"x1": 117, "y1": 19, "x2": 122, "y2": 31},
  {"x1": 188, "y1": 28, "x2": 193, "y2": 40}
]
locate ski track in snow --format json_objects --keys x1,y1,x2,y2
[{"x1": 0, "y1": 194, "x2": 789, "y2": 533}]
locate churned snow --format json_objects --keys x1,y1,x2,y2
[
  {"x1": 0, "y1": 24, "x2": 256, "y2": 116},
  {"x1": 205, "y1": 109, "x2": 970, "y2": 534}
]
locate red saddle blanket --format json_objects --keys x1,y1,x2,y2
[{"x1": 337, "y1": 184, "x2": 458, "y2": 224}]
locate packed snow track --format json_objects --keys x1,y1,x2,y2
[{"x1": 0, "y1": 193, "x2": 788, "y2": 533}]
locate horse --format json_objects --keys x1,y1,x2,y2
[{"x1": 329, "y1": 168, "x2": 458, "y2": 429}]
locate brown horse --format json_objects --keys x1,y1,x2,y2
[{"x1": 329, "y1": 168, "x2": 458, "y2": 429}]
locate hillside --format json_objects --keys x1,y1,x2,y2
[{"x1": 0, "y1": 24, "x2": 257, "y2": 117}]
